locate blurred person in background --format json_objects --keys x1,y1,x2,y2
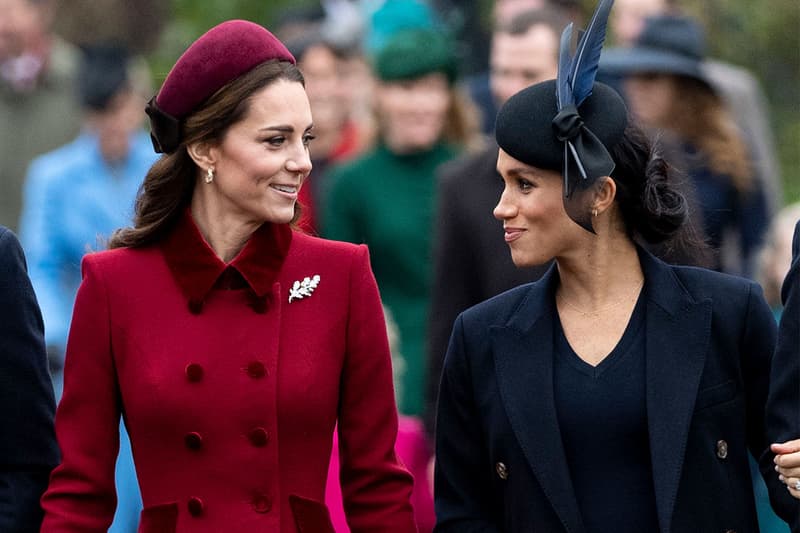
[
  {"x1": 458, "y1": 0, "x2": 581, "y2": 134},
  {"x1": 758, "y1": 203, "x2": 800, "y2": 317},
  {"x1": 289, "y1": 34, "x2": 373, "y2": 233},
  {"x1": 0, "y1": 0, "x2": 81, "y2": 231},
  {"x1": 19, "y1": 44, "x2": 156, "y2": 533},
  {"x1": 602, "y1": 15, "x2": 769, "y2": 276},
  {"x1": 424, "y1": 6, "x2": 567, "y2": 438},
  {"x1": 322, "y1": 30, "x2": 478, "y2": 521},
  {"x1": 323, "y1": 27, "x2": 479, "y2": 422},
  {"x1": 605, "y1": 0, "x2": 783, "y2": 218},
  {"x1": 0, "y1": 226, "x2": 58, "y2": 532}
]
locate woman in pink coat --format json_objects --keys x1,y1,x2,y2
[{"x1": 40, "y1": 20, "x2": 416, "y2": 532}]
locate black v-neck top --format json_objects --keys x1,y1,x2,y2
[{"x1": 553, "y1": 291, "x2": 660, "y2": 532}]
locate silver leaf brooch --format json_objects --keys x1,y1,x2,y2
[{"x1": 288, "y1": 275, "x2": 321, "y2": 303}]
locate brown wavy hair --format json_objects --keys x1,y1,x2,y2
[
  {"x1": 662, "y1": 75, "x2": 752, "y2": 193},
  {"x1": 109, "y1": 60, "x2": 305, "y2": 249}
]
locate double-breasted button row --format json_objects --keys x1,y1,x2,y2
[
  {"x1": 716, "y1": 440, "x2": 728, "y2": 460},
  {"x1": 183, "y1": 428, "x2": 270, "y2": 449},
  {"x1": 184, "y1": 361, "x2": 268, "y2": 382}
]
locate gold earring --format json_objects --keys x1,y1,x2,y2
[
  {"x1": 205, "y1": 167, "x2": 214, "y2": 184},
  {"x1": 592, "y1": 208, "x2": 598, "y2": 217}
]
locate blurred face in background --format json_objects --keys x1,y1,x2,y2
[
  {"x1": 490, "y1": 23, "x2": 560, "y2": 106},
  {"x1": 86, "y1": 88, "x2": 145, "y2": 163},
  {"x1": 624, "y1": 73, "x2": 676, "y2": 127},
  {"x1": 0, "y1": 0, "x2": 49, "y2": 60},
  {"x1": 299, "y1": 43, "x2": 348, "y2": 156},
  {"x1": 612, "y1": 0, "x2": 667, "y2": 46},
  {"x1": 376, "y1": 72, "x2": 451, "y2": 154},
  {"x1": 494, "y1": 0, "x2": 549, "y2": 26}
]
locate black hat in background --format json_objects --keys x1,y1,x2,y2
[
  {"x1": 599, "y1": 15, "x2": 710, "y2": 85},
  {"x1": 78, "y1": 44, "x2": 131, "y2": 111}
]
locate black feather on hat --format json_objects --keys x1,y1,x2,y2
[{"x1": 495, "y1": 0, "x2": 628, "y2": 233}]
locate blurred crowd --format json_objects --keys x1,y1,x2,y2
[{"x1": 1, "y1": 0, "x2": 796, "y2": 531}]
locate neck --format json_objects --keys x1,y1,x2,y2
[
  {"x1": 555, "y1": 232, "x2": 643, "y2": 310},
  {"x1": 190, "y1": 189, "x2": 260, "y2": 263}
]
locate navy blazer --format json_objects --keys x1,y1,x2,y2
[
  {"x1": 435, "y1": 249, "x2": 799, "y2": 532},
  {"x1": 0, "y1": 227, "x2": 59, "y2": 532}
]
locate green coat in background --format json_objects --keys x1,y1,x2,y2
[{"x1": 322, "y1": 142, "x2": 459, "y2": 417}]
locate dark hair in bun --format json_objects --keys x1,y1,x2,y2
[{"x1": 610, "y1": 125, "x2": 711, "y2": 266}]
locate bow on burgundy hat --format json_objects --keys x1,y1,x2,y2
[
  {"x1": 146, "y1": 20, "x2": 296, "y2": 154},
  {"x1": 552, "y1": 0, "x2": 615, "y2": 233}
]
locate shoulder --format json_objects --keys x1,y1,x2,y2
[
  {"x1": 671, "y1": 264, "x2": 756, "y2": 300},
  {"x1": 289, "y1": 231, "x2": 367, "y2": 264},
  {"x1": 80, "y1": 246, "x2": 161, "y2": 281},
  {"x1": 460, "y1": 281, "x2": 538, "y2": 328},
  {"x1": 0, "y1": 226, "x2": 24, "y2": 269}
]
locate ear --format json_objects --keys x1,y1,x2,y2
[
  {"x1": 593, "y1": 176, "x2": 617, "y2": 215},
  {"x1": 186, "y1": 140, "x2": 218, "y2": 170}
]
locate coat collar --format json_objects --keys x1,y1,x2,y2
[
  {"x1": 491, "y1": 248, "x2": 711, "y2": 533},
  {"x1": 161, "y1": 209, "x2": 293, "y2": 313}
]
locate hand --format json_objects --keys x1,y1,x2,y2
[{"x1": 771, "y1": 439, "x2": 800, "y2": 500}]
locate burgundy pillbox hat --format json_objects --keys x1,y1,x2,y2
[{"x1": 146, "y1": 19, "x2": 295, "y2": 153}]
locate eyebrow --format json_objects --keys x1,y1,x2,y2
[
  {"x1": 502, "y1": 166, "x2": 539, "y2": 178},
  {"x1": 259, "y1": 123, "x2": 315, "y2": 133}
]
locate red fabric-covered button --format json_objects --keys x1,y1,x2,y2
[
  {"x1": 184, "y1": 432, "x2": 203, "y2": 450},
  {"x1": 248, "y1": 427, "x2": 269, "y2": 447},
  {"x1": 185, "y1": 363, "x2": 204, "y2": 382},
  {"x1": 252, "y1": 493, "x2": 272, "y2": 514},
  {"x1": 187, "y1": 496, "x2": 204, "y2": 516},
  {"x1": 246, "y1": 361, "x2": 266, "y2": 379}
]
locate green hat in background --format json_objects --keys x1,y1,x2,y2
[{"x1": 373, "y1": 28, "x2": 458, "y2": 84}]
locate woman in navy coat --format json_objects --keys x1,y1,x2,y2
[
  {"x1": 434, "y1": 3, "x2": 798, "y2": 531},
  {"x1": 40, "y1": 21, "x2": 415, "y2": 532}
]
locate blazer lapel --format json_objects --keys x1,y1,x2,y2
[
  {"x1": 490, "y1": 267, "x2": 586, "y2": 533},
  {"x1": 641, "y1": 251, "x2": 711, "y2": 533}
]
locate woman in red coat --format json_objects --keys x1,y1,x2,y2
[{"x1": 40, "y1": 20, "x2": 416, "y2": 532}]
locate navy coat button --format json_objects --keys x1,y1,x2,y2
[
  {"x1": 248, "y1": 427, "x2": 269, "y2": 447},
  {"x1": 495, "y1": 462, "x2": 509, "y2": 480},
  {"x1": 252, "y1": 493, "x2": 272, "y2": 513},
  {"x1": 185, "y1": 363, "x2": 204, "y2": 382},
  {"x1": 716, "y1": 440, "x2": 728, "y2": 460},
  {"x1": 187, "y1": 496, "x2": 204, "y2": 516},
  {"x1": 185, "y1": 432, "x2": 203, "y2": 450},
  {"x1": 246, "y1": 361, "x2": 267, "y2": 379}
]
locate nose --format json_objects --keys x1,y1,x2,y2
[
  {"x1": 286, "y1": 143, "x2": 312, "y2": 176},
  {"x1": 493, "y1": 186, "x2": 516, "y2": 221}
]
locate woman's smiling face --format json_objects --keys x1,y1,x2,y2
[
  {"x1": 493, "y1": 149, "x2": 588, "y2": 266},
  {"x1": 206, "y1": 79, "x2": 314, "y2": 225}
]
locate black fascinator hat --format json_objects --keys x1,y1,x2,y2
[{"x1": 495, "y1": 0, "x2": 628, "y2": 233}]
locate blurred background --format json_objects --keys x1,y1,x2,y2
[{"x1": 51, "y1": 0, "x2": 799, "y2": 202}]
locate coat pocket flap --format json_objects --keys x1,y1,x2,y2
[
  {"x1": 138, "y1": 502, "x2": 178, "y2": 533},
  {"x1": 694, "y1": 379, "x2": 737, "y2": 411},
  {"x1": 289, "y1": 494, "x2": 336, "y2": 533}
]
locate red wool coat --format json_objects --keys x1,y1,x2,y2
[{"x1": 40, "y1": 211, "x2": 416, "y2": 532}]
